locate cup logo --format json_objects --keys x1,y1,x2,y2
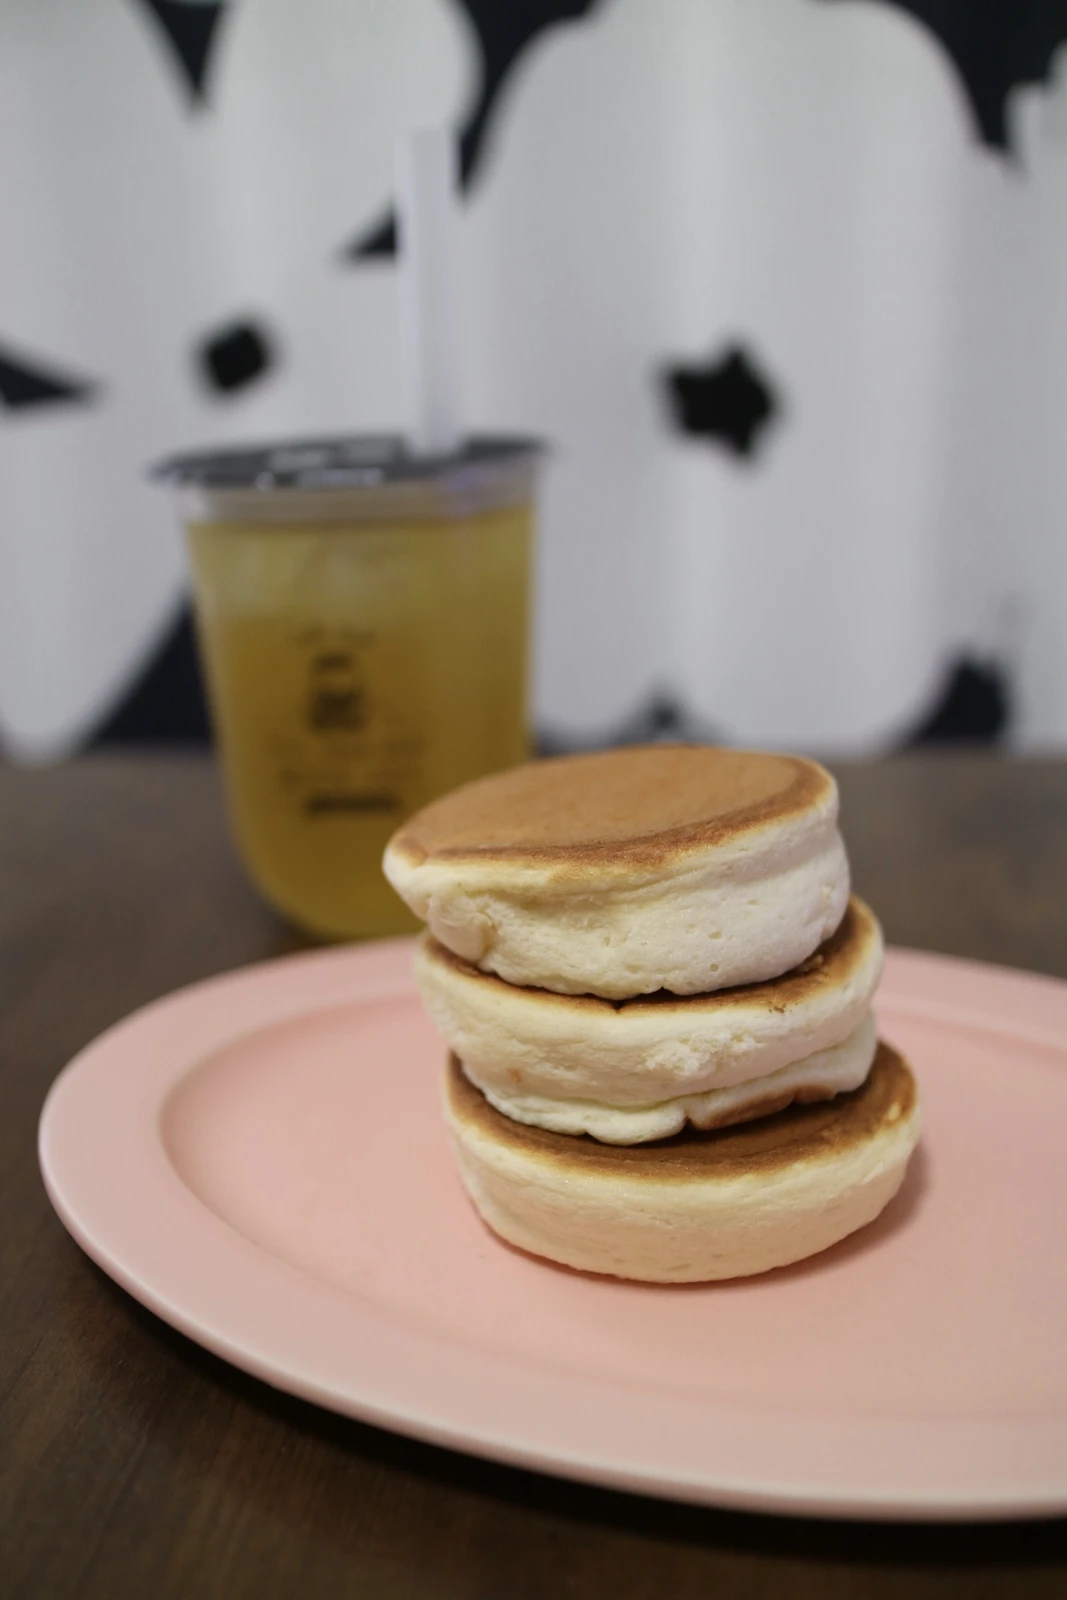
[{"x1": 306, "y1": 650, "x2": 366, "y2": 735}]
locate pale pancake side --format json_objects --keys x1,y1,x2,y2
[
  {"x1": 445, "y1": 1042, "x2": 916, "y2": 1183},
  {"x1": 423, "y1": 896, "x2": 875, "y2": 1022}
]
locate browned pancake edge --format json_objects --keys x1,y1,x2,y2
[
  {"x1": 445, "y1": 1041, "x2": 916, "y2": 1182},
  {"x1": 388, "y1": 746, "x2": 833, "y2": 871},
  {"x1": 422, "y1": 897, "x2": 876, "y2": 1017}
]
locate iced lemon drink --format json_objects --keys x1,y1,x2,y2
[{"x1": 156, "y1": 437, "x2": 540, "y2": 939}]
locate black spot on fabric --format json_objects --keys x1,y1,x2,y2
[
  {"x1": 0, "y1": 344, "x2": 97, "y2": 411},
  {"x1": 452, "y1": 0, "x2": 603, "y2": 189},
  {"x1": 663, "y1": 345, "x2": 780, "y2": 460},
  {"x1": 352, "y1": 214, "x2": 399, "y2": 261},
  {"x1": 345, "y1": 0, "x2": 603, "y2": 260},
  {"x1": 197, "y1": 319, "x2": 274, "y2": 394},
  {"x1": 605, "y1": 694, "x2": 701, "y2": 746},
  {"x1": 91, "y1": 604, "x2": 212, "y2": 746},
  {"x1": 906, "y1": 657, "x2": 1010, "y2": 744},
  {"x1": 132, "y1": 0, "x2": 230, "y2": 107},
  {"x1": 820, "y1": 0, "x2": 1067, "y2": 153},
  {"x1": 537, "y1": 694, "x2": 718, "y2": 756}
]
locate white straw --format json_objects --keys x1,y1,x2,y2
[{"x1": 396, "y1": 127, "x2": 463, "y2": 457}]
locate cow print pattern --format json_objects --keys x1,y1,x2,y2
[{"x1": 8, "y1": 0, "x2": 1067, "y2": 748}]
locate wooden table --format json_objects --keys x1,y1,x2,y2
[{"x1": 3, "y1": 753, "x2": 1066, "y2": 1598}]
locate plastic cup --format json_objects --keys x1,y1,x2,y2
[{"x1": 154, "y1": 435, "x2": 541, "y2": 939}]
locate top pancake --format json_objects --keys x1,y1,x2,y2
[
  {"x1": 383, "y1": 745, "x2": 849, "y2": 996},
  {"x1": 387, "y1": 746, "x2": 833, "y2": 873}
]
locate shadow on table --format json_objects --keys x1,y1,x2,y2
[{"x1": 84, "y1": 1262, "x2": 1065, "y2": 1573}]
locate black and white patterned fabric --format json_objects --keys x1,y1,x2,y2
[{"x1": 2, "y1": 0, "x2": 1065, "y2": 757}]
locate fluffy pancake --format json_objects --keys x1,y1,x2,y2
[
  {"x1": 416, "y1": 897, "x2": 883, "y2": 1142},
  {"x1": 384, "y1": 746, "x2": 849, "y2": 998},
  {"x1": 458, "y1": 1014, "x2": 877, "y2": 1144},
  {"x1": 445, "y1": 1043, "x2": 921, "y2": 1282}
]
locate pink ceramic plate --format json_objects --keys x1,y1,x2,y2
[{"x1": 39, "y1": 940, "x2": 1067, "y2": 1521}]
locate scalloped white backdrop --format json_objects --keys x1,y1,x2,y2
[{"x1": 1, "y1": 0, "x2": 1065, "y2": 757}]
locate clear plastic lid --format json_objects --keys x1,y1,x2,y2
[{"x1": 153, "y1": 434, "x2": 544, "y2": 523}]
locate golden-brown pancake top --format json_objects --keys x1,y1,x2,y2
[
  {"x1": 424, "y1": 896, "x2": 876, "y2": 1017},
  {"x1": 446, "y1": 1041, "x2": 915, "y2": 1182},
  {"x1": 389, "y1": 746, "x2": 833, "y2": 870}
]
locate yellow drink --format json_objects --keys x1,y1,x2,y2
[
  {"x1": 163, "y1": 437, "x2": 540, "y2": 940},
  {"x1": 188, "y1": 503, "x2": 531, "y2": 939}
]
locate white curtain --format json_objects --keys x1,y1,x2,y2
[{"x1": 2, "y1": 0, "x2": 1066, "y2": 758}]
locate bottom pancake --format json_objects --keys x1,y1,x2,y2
[{"x1": 444, "y1": 1042, "x2": 920, "y2": 1282}]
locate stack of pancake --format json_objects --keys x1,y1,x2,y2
[{"x1": 384, "y1": 746, "x2": 920, "y2": 1282}]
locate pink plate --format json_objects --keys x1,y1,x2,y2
[{"x1": 39, "y1": 940, "x2": 1067, "y2": 1521}]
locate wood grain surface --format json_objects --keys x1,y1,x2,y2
[{"x1": 2, "y1": 754, "x2": 1066, "y2": 1599}]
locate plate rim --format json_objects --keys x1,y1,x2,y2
[{"x1": 38, "y1": 939, "x2": 1067, "y2": 1523}]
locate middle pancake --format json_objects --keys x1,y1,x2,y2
[{"x1": 415, "y1": 896, "x2": 883, "y2": 1145}]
